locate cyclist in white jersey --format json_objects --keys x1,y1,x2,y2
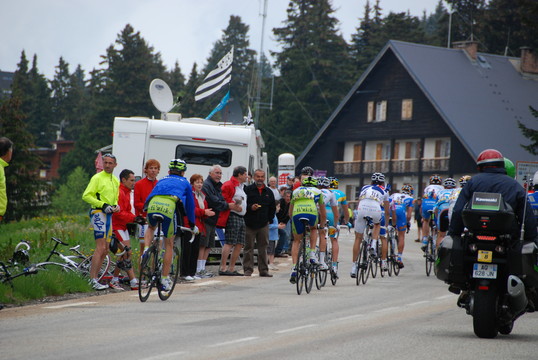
[
  {"x1": 389, "y1": 184, "x2": 414, "y2": 269},
  {"x1": 448, "y1": 175, "x2": 471, "y2": 222},
  {"x1": 420, "y1": 175, "x2": 444, "y2": 251},
  {"x1": 351, "y1": 172, "x2": 390, "y2": 277},
  {"x1": 317, "y1": 177, "x2": 339, "y2": 274}
]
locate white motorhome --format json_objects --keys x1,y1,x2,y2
[{"x1": 112, "y1": 114, "x2": 268, "y2": 180}]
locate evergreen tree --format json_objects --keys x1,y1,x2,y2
[
  {"x1": 267, "y1": 0, "x2": 353, "y2": 168},
  {"x1": 62, "y1": 65, "x2": 89, "y2": 142},
  {"x1": 50, "y1": 57, "x2": 71, "y2": 140},
  {"x1": 164, "y1": 61, "x2": 186, "y2": 111},
  {"x1": 444, "y1": 0, "x2": 486, "y2": 43},
  {"x1": 50, "y1": 166, "x2": 90, "y2": 215},
  {"x1": 180, "y1": 63, "x2": 201, "y2": 118},
  {"x1": 0, "y1": 97, "x2": 47, "y2": 220},
  {"x1": 519, "y1": 106, "x2": 538, "y2": 155}
]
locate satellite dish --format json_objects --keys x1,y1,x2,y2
[{"x1": 149, "y1": 79, "x2": 174, "y2": 114}]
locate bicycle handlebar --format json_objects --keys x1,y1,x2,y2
[{"x1": 177, "y1": 226, "x2": 197, "y2": 243}]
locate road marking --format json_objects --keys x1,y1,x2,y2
[
  {"x1": 192, "y1": 280, "x2": 222, "y2": 286},
  {"x1": 131, "y1": 291, "x2": 158, "y2": 297},
  {"x1": 275, "y1": 324, "x2": 317, "y2": 334},
  {"x1": 208, "y1": 337, "x2": 259, "y2": 347},
  {"x1": 140, "y1": 351, "x2": 187, "y2": 360},
  {"x1": 43, "y1": 301, "x2": 96, "y2": 309},
  {"x1": 406, "y1": 300, "x2": 430, "y2": 307},
  {"x1": 373, "y1": 306, "x2": 400, "y2": 313},
  {"x1": 435, "y1": 295, "x2": 454, "y2": 300},
  {"x1": 333, "y1": 314, "x2": 364, "y2": 321}
]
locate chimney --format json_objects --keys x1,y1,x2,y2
[
  {"x1": 453, "y1": 41, "x2": 478, "y2": 60},
  {"x1": 520, "y1": 47, "x2": 538, "y2": 74}
]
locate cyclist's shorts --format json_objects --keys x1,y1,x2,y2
[
  {"x1": 421, "y1": 200, "x2": 436, "y2": 219},
  {"x1": 146, "y1": 196, "x2": 177, "y2": 238},
  {"x1": 380, "y1": 213, "x2": 386, "y2": 237},
  {"x1": 437, "y1": 208, "x2": 450, "y2": 232},
  {"x1": 114, "y1": 229, "x2": 130, "y2": 242},
  {"x1": 354, "y1": 202, "x2": 381, "y2": 234},
  {"x1": 137, "y1": 224, "x2": 147, "y2": 242},
  {"x1": 89, "y1": 209, "x2": 113, "y2": 242},
  {"x1": 292, "y1": 213, "x2": 318, "y2": 235},
  {"x1": 394, "y1": 206, "x2": 407, "y2": 232}
]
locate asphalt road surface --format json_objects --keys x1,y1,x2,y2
[{"x1": 2, "y1": 229, "x2": 537, "y2": 360}]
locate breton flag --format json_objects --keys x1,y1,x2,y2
[{"x1": 195, "y1": 46, "x2": 234, "y2": 101}]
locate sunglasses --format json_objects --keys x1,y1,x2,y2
[{"x1": 103, "y1": 153, "x2": 116, "y2": 159}]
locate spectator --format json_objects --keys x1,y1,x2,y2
[
  {"x1": 243, "y1": 169, "x2": 276, "y2": 277},
  {"x1": 275, "y1": 190, "x2": 291, "y2": 257},
  {"x1": 110, "y1": 169, "x2": 139, "y2": 290},
  {"x1": 0, "y1": 137, "x2": 13, "y2": 222},
  {"x1": 267, "y1": 201, "x2": 283, "y2": 271},
  {"x1": 217, "y1": 166, "x2": 248, "y2": 276},
  {"x1": 134, "y1": 159, "x2": 160, "y2": 261},
  {"x1": 198, "y1": 165, "x2": 239, "y2": 277},
  {"x1": 190, "y1": 174, "x2": 215, "y2": 279},
  {"x1": 268, "y1": 176, "x2": 281, "y2": 201},
  {"x1": 82, "y1": 153, "x2": 120, "y2": 290}
]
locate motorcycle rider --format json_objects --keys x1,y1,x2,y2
[{"x1": 448, "y1": 149, "x2": 537, "y2": 245}]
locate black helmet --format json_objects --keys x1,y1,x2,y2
[{"x1": 301, "y1": 166, "x2": 314, "y2": 176}]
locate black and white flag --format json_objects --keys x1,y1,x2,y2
[{"x1": 195, "y1": 46, "x2": 233, "y2": 101}]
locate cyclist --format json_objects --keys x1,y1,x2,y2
[
  {"x1": 82, "y1": 153, "x2": 120, "y2": 290},
  {"x1": 433, "y1": 178, "x2": 457, "y2": 247},
  {"x1": 351, "y1": 172, "x2": 390, "y2": 277},
  {"x1": 143, "y1": 159, "x2": 196, "y2": 291},
  {"x1": 448, "y1": 175, "x2": 471, "y2": 222},
  {"x1": 389, "y1": 184, "x2": 414, "y2": 268},
  {"x1": 329, "y1": 177, "x2": 351, "y2": 227},
  {"x1": 420, "y1": 175, "x2": 444, "y2": 251},
  {"x1": 288, "y1": 176, "x2": 326, "y2": 283},
  {"x1": 293, "y1": 166, "x2": 314, "y2": 190},
  {"x1": 317, "y1": 176, "x2": 339, "y2": 275}
]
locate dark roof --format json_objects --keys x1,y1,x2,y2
[{"x1": 298, "y1": 40, "x2": 538, "y2": 164}]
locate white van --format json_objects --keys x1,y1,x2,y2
[{"x1": 112, "y1": 114, "x2": 268, "y2": 180}]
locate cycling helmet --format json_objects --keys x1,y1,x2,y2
[
  {"x1": 169, "y1": 158, "x2": 187, "y2": 172},
  {"x1": 301, "y1": 176, "x2": 317, "y2": 187},
  {"x1": 371, "y1": 172, "x2": 385, "y2": 183},
  {"x1": 476, "y1": 149, "x2": 504, "y2": 169},
  {"x1": 429, "y1": 175, "x2": 442, "y2": 185},
  {"x1": 459, "y1": 175, "x2": 471, "y2": 187},
  {"x1": 318, "y1": 176, "x2": 330, "y2": 188},
  {"x1": 329, "y1": 177, "x2": 339, "y2": 189},
  {"x1": 443, "y1": 177, "x2": 456, "y2": 189},
  {"x1": 12, "y1": 249, "x2": 30, "y2": 265},
  {"x1": 300, "y1": 166, "x2": 314, "y2": 176},
  {"x1": 504, "y1": 158, "x2": 515, "y2": 178},
  {"x1": 401, "y1": 184, "x2": 414, "y2": 196}
]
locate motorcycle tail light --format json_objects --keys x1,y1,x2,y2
[
  {"x1": 478, "y1": 285, "x2": 489, "y2": 291},
  {"x1": 476, "y1": 235, "x2": 496, "y2": 241}
]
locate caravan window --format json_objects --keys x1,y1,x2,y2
[{"x1": 175, "y1": 145, "x2": 232, "y2": 167}]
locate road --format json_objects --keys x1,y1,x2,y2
[{"x1": 2, "y1": 229, "x2": 537, "y2": 360}]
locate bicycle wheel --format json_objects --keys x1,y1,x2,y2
[
  {"x1": 139, "y1": 246, "x2": 157, "y2": 302},
  {"x1": 305, "y1": 263, "x2": 314, "y2": 294},
  {"x1": 379, "y1": 258, "x2": 385, "y2": 278},
  {"x1": 158, "y1": 246, "x2": 180, "y2": 301},
  {"x1": 35, "y1": 262, "x2": 74, "y2": 273},
  {"x1": 370, "y1": 249, "x2": 378, "y2": 279},
  {"x1": 425, "y1": 237, "x2": 434, "y2": 276},
  {"x1": 76, "y1": 255, "x2": 111, "y2": 282},
  {"x1": 359, "y1": 240, "x2": 368, "y2": 285},
  {"x1": 296, "y1": 246, "x2": 304, "y2": 295}
]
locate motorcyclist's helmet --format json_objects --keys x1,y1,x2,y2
[
  {"x1": 443, "y1": 178, "x2": 456, "y2": 189},
  {"x1": 371, "y1": 172, "x2": 385, "y2": 184},
  {"x1": 329, "y1": 177, "x2": 339, "y2": 189},
  {"x1": 301, "y1": 176, "x2": 317, "y2": 187},
  {"x1": 300, "y1": 166, "x2": 314, "y2": 176},
  {"x1": 401, "y1": 184, "x2": 414, "y2": 196},
  {"x1": 459, "y1": 175, "x2": 471, "y2": 187},
  {"x1": 504, "y1": 158, "x2": 515, "y2": 178},
  {"x1": 476, "y1": 149, "x2": 504, "y2": 171},
  {"x1": 318, "y1": 176, "x2": 330, "y2": 188},
  {"x1": 169, "y1": 158, "x2": 187, "y2": 172},
  {"x1": 429, "y1": 175, "x2": 442, "y2": 185}
]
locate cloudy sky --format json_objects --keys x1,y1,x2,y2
[{"x1": 1, "y1": 0, "x2": 441, "y2": 80}]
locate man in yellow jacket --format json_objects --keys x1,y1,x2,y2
[
  {"x1": 0, "y1": 137, "x2": 13, "y2": 222},
  {"x1": 82, "y1": 153, "x2": 120, "y2": 290}
]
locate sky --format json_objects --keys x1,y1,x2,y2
[{"x1": 1, "y1": 0, "x2": 441, "y2": 80}]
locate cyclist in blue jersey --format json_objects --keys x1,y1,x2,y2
[
  {"x1": 433, "y1": 178, "x2": 456, "y2": 247},
  {"x1": 329, "y1": 177, "x2": 351, "y2": 227},
  {"x1": 389, "y1": 184, "x2": 414, "y2": 268},
  {"x1": 317, "y1": 177, "x2": 340, "y2": 274},
  {"x1": 421, "y1": 175, "x2": 443, "y2": 251}
]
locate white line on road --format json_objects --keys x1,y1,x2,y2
[
  {"x1": 373, "y1": 306, "x2": 400, "y2": 313},
  {"x1": 192, "y1": 280, "x2": 223, "y2": 286},
  {"x1": 406, "y1": 300, "x2": 430, "y2": 307},
  {"x1": 435, "y1": 294, "x2": 454, "y2": 300},
  {"x1": 43, "y1": 301, "x2": 96, "y2": 309},
  {"x1": 140, "y1": 351, "x2": 187, "y2": 360},
  {"x1": 333, "y1": 314, "x2": 365, "y2": 321},
  {"x1": 275, "y1": 324, "x2": 318, "y2": 334},
  {"x1": 208, "y1": 337, "x2": 259, "y2": 347}
]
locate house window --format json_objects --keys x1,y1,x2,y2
[
  {"x1": 367, "y1": 100, "x2": 387, "y2": 122},
  {"x1": 401, "y1": 99, "x2": 413, "y2": 120}
]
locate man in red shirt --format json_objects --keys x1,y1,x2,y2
[
  {"x1": 134, "y1": 159, "x2": 160, "y2": 261},
  {"x1": 111, "y1": 169, "x2": 139, "y2": 290}
]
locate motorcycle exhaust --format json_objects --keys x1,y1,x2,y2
[{"x1": 507, "y1": 275, "x2": 528, "y2": 315}]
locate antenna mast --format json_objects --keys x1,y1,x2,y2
[{"x1": 254, "y1": 0, "x2": 268, "y2": 127}]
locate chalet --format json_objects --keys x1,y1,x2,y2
[{"x1": 297, "y1": 40, "x2": 538, "y2": 202}]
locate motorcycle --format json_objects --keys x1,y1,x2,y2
[{"x1": 436, "y1": 191, "x2": 538, "y2": 338}]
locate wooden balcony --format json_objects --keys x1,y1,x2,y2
[
  {"x1": 334, "y1": 161, "x2": 361, "y2": 175},
  {"x1": 391, "y1": 159, "x2": 419, "y2": 173},
  {"x1": 334, "y1": 157, "x2": 449, "y2": 175},
  {"x1": 422, "y1": 157, "x2": 449, "y2": 171}
]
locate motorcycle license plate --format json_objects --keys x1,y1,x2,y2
[
  {"x1": 477, "y1": 250, "x2": 493, "y2": 263},
  {"x1": 473, "y1": 263, "x2": 497, "y2": 279}
]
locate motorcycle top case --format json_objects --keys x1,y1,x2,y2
[
  {"x1": 462, "y1": 192, "x2": 515, "y2": 234},
  {"x1": 436, "y1": 235, "x2": 466, "y2": 284}
]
